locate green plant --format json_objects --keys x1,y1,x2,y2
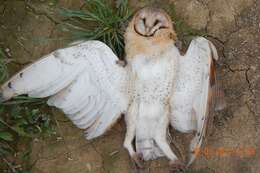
[
  {"x1": 0, "y1": 106, "x2": 53, "y2": 138},
  {"x1": 0, "y1": 104, "x2": 53, "y2": 172},
  {"x1": 0, "y1": 106, "x2": 53, "y2": 157},
  {"x1": 60, "y1": 0, "x2": 133, "y2": 58}
]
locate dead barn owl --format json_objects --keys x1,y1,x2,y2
[{"x1": 0, "y1": 7, "x2": 223, "y2": 172}]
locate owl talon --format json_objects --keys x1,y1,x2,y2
[
  {"x1": 131, "y1": 152, "x2": 144, "y2": 169},
  {"x1": 169, "y1": 159, "x2": 185, "y2": 173}
]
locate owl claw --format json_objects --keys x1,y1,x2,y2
[
  {"x1": 169, "y1": 160, "x2": 185, "y2": 173},
  {"x1": 131, "y1": 152, "x2": 144, "y2": 169}
]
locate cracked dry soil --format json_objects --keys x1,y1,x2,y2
[{"x1": 0, "y1": 0, "x2": 259, "y2": 173}]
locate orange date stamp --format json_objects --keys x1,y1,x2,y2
[{"x1": 193, "y1": 146, "x2": 256, "y2": 158}]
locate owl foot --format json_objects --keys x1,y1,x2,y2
[
  {"x1": 116, "y1": 60, "x2": 127, "y2": 67},
  {"x1": 169, "y1": 159, "x2": 185, "y2": 173},
  {"x1": 131, "y1": 152, "x2": 144, "y2": 169}
]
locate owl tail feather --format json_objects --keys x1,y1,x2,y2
[{"x1": 136, "y1": 138, "x2": 164, "y2": 161}]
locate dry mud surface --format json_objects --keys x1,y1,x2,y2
[{"x1": 0, "y1": 0, "x2": 259, "y2": 172}]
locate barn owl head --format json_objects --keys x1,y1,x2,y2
[
  {"x1": 125, "y1": 7, "x2": 177, "y2": 59},
  {"x1": 133, "y1": 7, "x2": 173, "y2": 37}
]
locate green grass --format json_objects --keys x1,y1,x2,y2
[
  {"x1": 0, "y1": 104, "x2": 54, "y2": 172},
  {"x1": 60, "y1": 0, "x2": 133, "y2": 58}
]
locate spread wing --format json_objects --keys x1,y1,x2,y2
[
  {"x1": 170, "y1": 37, "x2": 222, "y2": 166},
  {"x1": 0, "y1": 41, "x2": 129, "y2": 139}
]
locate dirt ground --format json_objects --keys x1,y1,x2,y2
[{"x1": 0, "y1": 0, "x2": 259, "y2": 173}]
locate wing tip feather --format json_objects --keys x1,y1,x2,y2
[
  {"x1": 186, "y1": 135, "x2": 204, "y2": 167},
  {"x1": 208, "y1": 41, "x2": 218, "y2": 61}
]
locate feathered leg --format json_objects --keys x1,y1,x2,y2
[
  {"x1": 124, "y1": 102, "x2": 144, "y2": 169},
  {"x1": 154, "y1": 105, "x2": 185, "y2": 173}
]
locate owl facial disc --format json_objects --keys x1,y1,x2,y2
[{"x1": 133, "y1": 7, "x2": 172, "y2": 37}]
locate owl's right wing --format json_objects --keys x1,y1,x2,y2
[
  {"x1": 170, "y1": 37, "x2": 225, "y2": 166},
  {"x1": 0, "y1": 41, "x2": 129, "y2": 139}
]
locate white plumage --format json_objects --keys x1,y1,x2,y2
[{"x1": 0, "y1": 7, "x2": 223, "y2": 171}]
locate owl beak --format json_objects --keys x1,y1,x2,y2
[{"x1": 146, "y1": 27, "x2": 154, "y2": 36}]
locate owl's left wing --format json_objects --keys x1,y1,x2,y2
[{"x1": 170, "y1": 37, "x2": 224, "y2": 166}]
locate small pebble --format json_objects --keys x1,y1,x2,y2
[
  {"x1": 67, "y1": 157, "x2": 73, "y2": 161},
  {"x1": 109, "y1": 150, "x2": 119, "y2": 156},
  {"x1": 5, "y1": 48, "x2": 10, "y2": 52},
  {"x1": 86, "y1": 163, "x2": 92, "y2": 171},
  {"x1": 56, "y1": 136, "x2": 63, "y2": 141}
]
